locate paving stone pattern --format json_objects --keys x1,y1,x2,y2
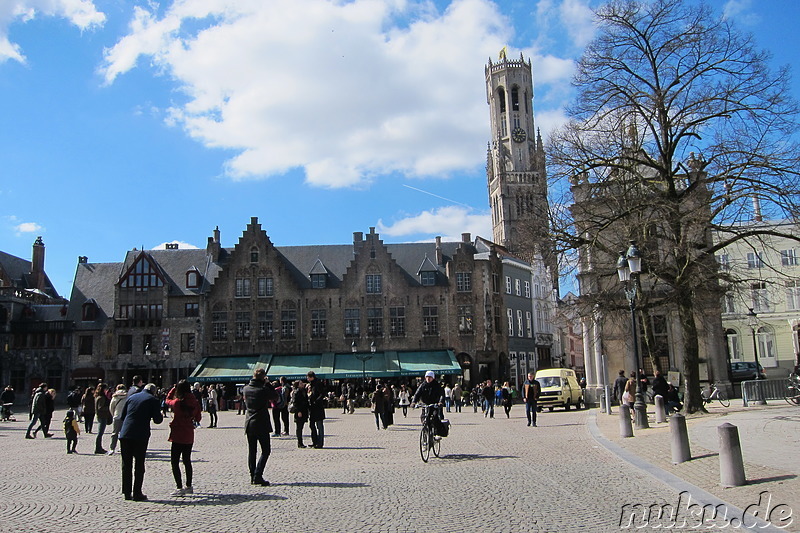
[{"x1": 0, "y1": 404, "x2": 725, "y2": 533}]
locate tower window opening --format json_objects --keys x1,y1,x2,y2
[
  {"x1": 511, "y1": 87, "x2": 520, "y2": 111},
  {"x1": 497, "y1": 87, "x2": 506, "y2": 113}
]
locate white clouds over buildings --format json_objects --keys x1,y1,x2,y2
[{"x1": 99, "y1": 0, "x2": 574, "y2": 189}]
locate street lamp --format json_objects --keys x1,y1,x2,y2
[
  {"x1": 617, "y1": 241, "x2": 649, "y2": 429},
  {"x1": 747, "y1": 308, "x2": 766, "y2": 404},
  {"x1": 352, "y1": 340, "x2": 375, "y2": 386}
]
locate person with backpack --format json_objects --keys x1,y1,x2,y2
[
  {"x1": 522, "y1": 373, "x2": 541, "y2": 427},
  {"x1": 66, "y1": 386, "x2": 82, "y2": 421}
]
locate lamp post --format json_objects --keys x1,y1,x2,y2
[
  {"x1": 352, "y1": 340, "x2": 375, "y2": 387},
  {"x1": 617, "y1": 241, "x2": 649, "y2": 429},
  {"x1": 747, "y1": 308, "x2": 766, "y2": 404}
]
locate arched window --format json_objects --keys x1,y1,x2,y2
[
  {"x1": 186, "y1": 270, "x2": 200, "y2": 289},
  {"x1": 756, "y1": 326, "x2": 777, "y2": 366},
  {"x1": 250, "y1": 247, "x2": 259, "y2": 263},
  {"x1": 497, "y1": 87, "x2": 506, "y2": 113},
  {"x1": 725, "y1": 328, "x2": 741, "y2": 361},
  {"x1": 511, "y1": 87, "x2": 519, "y2": 111}
]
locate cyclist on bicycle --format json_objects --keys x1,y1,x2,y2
[{"x1": 412, "y1": 371, "x2": 445, "y2": 433}]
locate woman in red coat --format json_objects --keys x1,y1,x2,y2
[{"x1": 165, "y1": 380, "x2": 201, "y2": 496}]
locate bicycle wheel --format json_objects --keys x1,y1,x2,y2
[
  {"x1": 419, "y1": 426, "x2": 430, "y2": 463},
  {"x1": 785, "y1": 386, "x2": 800, "y2": 406},
  {"x1": 717, "y1": 390, "x2": 730, "y2": 407},
  {"x1": 431, "y1": 428, "x2": 441, "y2": 458}
]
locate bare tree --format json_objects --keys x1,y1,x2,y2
[{"x1": 547, "y1": 0, "x2": 800, "y2": 412}]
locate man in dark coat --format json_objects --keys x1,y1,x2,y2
[
  {"x1": 613, "y1": 370, "x2": 628, "y2": 406},
  {"x1": 306, "y1": 371, "x2": 326, "y2": 449},
  {"x1": 243, "y1": 368, "x2": 277, "y2": 485},
  {"x1": 522, "y1": 372, "x2": 541, "y2": 427},
  {"x1": 118, "y1": 383, "x2": 163, "y2": 501}
]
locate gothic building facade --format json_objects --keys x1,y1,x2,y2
[
  {"x1": 0, "y1": 238, "x2": 70, "y2": 397},
  {"x1": 68, "y1": 219, "x2": 509, "y2": 388}
]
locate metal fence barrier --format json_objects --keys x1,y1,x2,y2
[{"x1": 741, "y1": 379, "x2": 788, "y2": 406}]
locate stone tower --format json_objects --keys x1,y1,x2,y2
[{"x1": 485, "y1": 51, "x2": 551, "y2": 274}]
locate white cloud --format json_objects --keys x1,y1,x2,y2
[
  {"x1": 0, "y1": 0, "x2": 105, "y2": 63},
  {"x1": 377, "y1": 206, "x2": 491, "y2": 241},
  {"x1": 100, "y1": 0, "x2": 579, "y2": 188},
  {"x1": 14, "y1": 221, "x2": 43, "y2": 234},
  {"x1": 722, "y1": 0, "x2": 761, "y2": 25},
  {"x1": 559, "y1": 0, "x2": 595, "y2": 48},
  {"x1": 152, "y1": 241, "x2": 199, "y2": 250}
]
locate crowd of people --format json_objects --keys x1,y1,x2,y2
[{"x1": 8, "y1": 369, "x2": 559, "y2": 500}]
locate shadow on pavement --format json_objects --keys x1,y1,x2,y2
[
  {"x1": 747, "y1": 474, "x2": 797, "y2": 485},
  {"x1": 147, "y1": 492, "x2": 287, "y2": 506},
  {"x1": 440, "y1": 453, "x2": 517, "y2": 462},
  {"x1": 690, "y1": 452, "x2": 719, "y2": 460},
  {"x1": 274, "y1": 482, "x2": 368, "y2": 488}
]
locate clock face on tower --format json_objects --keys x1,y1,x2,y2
[{"x1": 511, "y1": 127, "x2": 527, "y2": 143}]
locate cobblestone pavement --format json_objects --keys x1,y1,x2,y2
[
  {"x1": 4, "y1": 402, "x2": 798, "y2": 532},
  {"x1": 593, "y1": 402, "x2": 800, "y2": 532},
  {"x1": 0, "y1": 404, "x2": 689, "y2": 533}
]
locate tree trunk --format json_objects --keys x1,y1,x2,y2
[{"x1": 677, "y1": 296, "x2": 705, "y2": 414}]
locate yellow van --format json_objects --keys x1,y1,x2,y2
[{"x1": 534, "y1": 368, "x2": 584, "y2": 411}]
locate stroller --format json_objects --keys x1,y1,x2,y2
[{"x1": 1, "y1": 403, "x2": 16, "y2": 422}]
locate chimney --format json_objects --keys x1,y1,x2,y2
[
  {"x1": 78, "y1": 256, "x2": 88, "y2": 264},
  {"x1": 462, "y1": 233, "x2": 471, "y2": 243},
  {"x1": 353, "y1": 231, "x2": 363, "y2": 244},
  {"x1": 435, "y1": 236, "x2": 443, "y2": 265},
  {"x1": 31, "y1": 236, "x2": 45, "y2": 289},
  {"x1": 752, "y1": 196, "x2": 763, "y2": 222},
  {"x1": 207, "y1": 226, "x2": 221, "y2": 261}
]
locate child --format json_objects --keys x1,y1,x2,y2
[{"x1": 64, "y1": 409, "x2": 80, "y2": 454}]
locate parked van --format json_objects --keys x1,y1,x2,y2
[{"x1": 535, "y1": 368, "x2": 583, "y2": 411}]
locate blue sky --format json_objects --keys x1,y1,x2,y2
[{"x1": 1, "y1": 0, "x2": 798, "y2": 298}]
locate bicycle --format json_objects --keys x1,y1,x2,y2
[
  {"x1": 416, "y1": 404, "x2": 443, "y2": 463},
  {"x1": 700, "y1": 382, "x2": 730, "y2": 407},
  {"x1": 784, "y1": 374, "x2": 800, "y2": 406}
]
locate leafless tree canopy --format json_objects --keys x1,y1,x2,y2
[{"x1": 546, "y1": 0, "x2": 800, "y2": 412}]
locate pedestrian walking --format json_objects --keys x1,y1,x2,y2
[
  {"x1": 482, "y1": 380, "x2": 495, "y2": 418},
  {"x1": 63, "y1": 409, "x2": 80, "y2": 454},
  {"x1": 370, "y1": 385, "x2": 386, "y2": 430},
  {"x1": 94, "y1": 383, "x2": 112, "y2": 454},
  {"x1": 25, "y1": 383, "x2": 47, "y2": 439},
  {"x1": 622, "y1": 372, "x2": 636, "y2": 410},
  {"x1": 398, "y1": 384, "x2": 411, "y2": 417},
  {"x1": 522, "y1": 373, "x2": 541, "y2": 427},
  {"x1": 165, "y1": 380, "x2": 202, "y2": 496},
  {"x1": 243, "y1": 368, "x2": 278, "y2": 486},
  {"x1": 452, "y1": 383, "x2": 463, "y2": 412},
  {"x1": 307, "y1": 371, "x2": 326, "y2": 449},
  {"x1": 207, "y1": 385, "x2": 218, "y2": 428},
  {"x1": 501, "y1": 382, "x2": 513, "y2": 418},
  {"x1": 81, "y1": 386, "x2": 95, "y2": 434},
  {"x1": 118, "y1": 383, "x2": 164, "y2": 501},
  {"x1": 278, "y1": 377, "x2": 291, "y2": 435},
  {"x1": 444, "y1": 383, "x2": 452, "y2": 412},
  {"x1": 107, "y1": 384, "x2": 127, "y2": 455},
  {"x1": 290, "y1": 381, "x2": 309, "y2": 448},
  {"x1": 613, "y1": 370, "x2": 627, "y2": 406},
  {"x1": 39, "y1": 388, "x2": 56, "y2": 438}
]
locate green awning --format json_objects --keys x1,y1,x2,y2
[{"x1": 190, "y1": 349, "x2": 462, "y2": 382}]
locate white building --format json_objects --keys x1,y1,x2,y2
[{"x1": 716, "y1": 219, "x2": 800, "y2": 377}]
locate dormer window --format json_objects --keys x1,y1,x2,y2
[
  {"x1": 421, "y1": 272, "x2": 436, "y2": 286},
  {"x1": 82, "y1": 300, "x2": 97, "y2": 321},
  {"x1": 250, "y1": 247, "x2": 259, "y2": 263},
  {"x1": 186, "y1": 270, "x2": 200, "y2": 289},
  {"x1": 311, "y1": 274, "x2": 326, "y2": 289}
]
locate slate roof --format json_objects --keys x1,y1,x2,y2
[
  {"x1": 68, "y1": 262, "x2": 123, "y2": 328},
  {"x1": 0, "y1": 250, "x2": 61, "y2": 299}
]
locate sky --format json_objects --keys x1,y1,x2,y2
[{"x1": 1, "y1": 0, "x2": 799, "y2": 299}]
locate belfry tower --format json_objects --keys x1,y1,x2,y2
[{"x1": 485, "y1": 50, "x2": 551, "y2": 273}]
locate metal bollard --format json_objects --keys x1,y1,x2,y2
[
  {"x1": 619, "y1": 404, "x2": 633, "y2": 438},
  {"x1": 670, "y1": 413, "x2": 691, "y2": 464},
  {"x1": 718, "y1": 423, "x2": 747, "y2": 487},
  {"x1": 654, "y1": 395, "x2": 666, "y2": 424}
]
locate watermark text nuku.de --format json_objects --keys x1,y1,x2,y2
[{"x1": 620, "y1": 491, "x2": 793, "y2": 529}]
